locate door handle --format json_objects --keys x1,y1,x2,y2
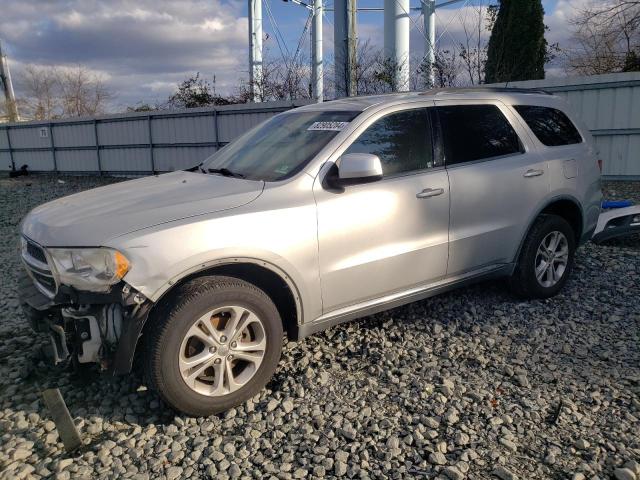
[
  {"x1": 523, "y1": 169, "x2": 544, "y2": 178},
  {"x1": 416, "y1": 188, "x2": 444, "y2": 199}
]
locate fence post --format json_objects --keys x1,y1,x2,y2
[
  {"x1": 213, "y1": 108, "x2": 220, "y2": 149},
  {"x1": 93, "y1": 120, "x2": 102, "y2": 176},
  {"x1": 5, "y1": 126, "x2": 15, "y2": 171},
  {"x1": 49, "y1": 122, "x2": 57, "y2": 173},
  {"x1": 147, "y1": 115, "x2": 155, "y2": 174}
]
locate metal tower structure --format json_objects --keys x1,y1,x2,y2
[
  {"x1": 311, "y1": 0, "x2": 323, "y2": 102},
  {"x1": 384, "y1": 0, "x2": 410, "y2": 92},
  {"x1": 248, "y1": 0, "x2": 263, "y2": 102},
  {"x1": 0, "y1": 40, "x2": 19, "y2": 122},
  {"x1": 257, "y1": 0, "x2": 468, "y2": 101},
  {"x1": 422, "y1": 0, "x2": 466, "y2": 88},
  {"x1": 334, "y1": 0, "x2": 357, "y2": 98}
]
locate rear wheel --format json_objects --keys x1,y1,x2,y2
[
  {"x1": 509, "y1": 214, "x2": 576, "y2": 299},
  {"x1": 144, "y1": 276, "x2": 283, "y2": 416}
]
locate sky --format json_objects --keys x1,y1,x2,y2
[{"x1": 0, "y1": 0, "x2": 588, "y2": 110}]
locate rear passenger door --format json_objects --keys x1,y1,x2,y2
[{"x1": 436, "y1": 101, "x2": 548, "y2": 276}]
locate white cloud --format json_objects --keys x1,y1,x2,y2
[{"x1": 0, "y1": 0, "x2": 249, "y2": 108}]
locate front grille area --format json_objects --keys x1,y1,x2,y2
[
  {"x1": 22, "y1": 237, "x2": 57, "y2": 298},
  {"x1": 26, "y1": 241, "x2": 47, "y2": 264},
  {"x1": 32, "y1": 269, "x2": 57, "y2": 293}
]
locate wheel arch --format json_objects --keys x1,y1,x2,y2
[
  {"x1": 151, "y1": 259, "x2": 303, "y2": 339},
  {"x1": 117, "y1": 259, "x2": 303, "y2": 375},
  {"x1": 514, "y1": 195, "x2": 584, "y2": 263}
]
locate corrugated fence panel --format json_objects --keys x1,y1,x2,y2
[
  {"x1": 595, "y1": 134, "x2": 640, "y2": 177},
  {"x1": 0, "y1": 100, "x2": 309, "y2": 173},
  {"x1": 0, "y1": 152, "x2": 11, "y2": 169},
  {"x1": 218, "y1": 111, "x2": 277, "y2": 143},
  {"x1": 100, "y1": 148, "x2": 151, "y2": 172},
  {"x1": 13, "y1": 151, "x2": 54, "y2": 170},
  {"x1": 0, "y1": 128, "x2": 8, "y2": 149},
  {"x1": 54, "y1": 123, "x2": 95, "y2": 147},
  {"x1": 153, "y1": 146, "x2": 218, "y2": 171},
  {"x1": 56, "y1": 150, "x2": 100, "y2": 172},
  {"x1": 10, "y1": 126, "x2": 51, "y2": 149},
  {"x1": 152, "y1": 115, "x2": 216, "y2": 144},
  {"x1": 99, "y1": 119, "x2": 149, "y2": 145}
]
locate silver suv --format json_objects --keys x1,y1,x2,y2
[{"x1": 19, "y1": 88, "x2": 602, "y2": 415}]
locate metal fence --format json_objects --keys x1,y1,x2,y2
[
  {"x1": 0, "y1": 100, "x2": 311, "y2": 174},
  {"x1": 487, "y1": 72, "x2": 640, "y2": 179},
  {"x1": 2, "y1": 73, "x2": 639, "y2": 178}
]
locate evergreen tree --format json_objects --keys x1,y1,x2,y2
[
  {"x1": 485, "y1": 0, "x2": 547, "y2": 83},
  {"x1": 623, "y1": 51, "x2": 640, "y2": 72}
]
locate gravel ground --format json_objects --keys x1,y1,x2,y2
[{"x1": 0, "y1": 174, "x2": 639, "y2": 480}]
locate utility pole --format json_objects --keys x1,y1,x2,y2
[
  {"x1": 334, "y1": 0, "x2": 357, "y2": 97},
  {"x1": 347, "y1": 0, "x2": 357, "y2": 96},
  {"x1": 384, "y1": 0, "x2": 410, "y2": 91},
  {"x1": 248, "y1": 0, "x2": 263, "y2": 102},
  {"x1": 311, "y1": 0, "x2": 323, "y2": 102},
  {"x1": 422, "y1": 0, "x2": 465, "y2": 89},
  {"x1": 0, "y1": 40, "x2": 19, "y2": 122},
  {"x1": 423, "y1": 0, "x2": 436, "y2": 88}
]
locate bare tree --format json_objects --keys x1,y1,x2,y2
[
  {"x1": 236, "y1": 53, "x2": 311, "y2": 103},
  {"x1": 458, "y1": 4, "x2": 490, "y2": 85},
  {"x1": 415, "y1": 49, "x2": 461, "y2": 89},
  {"x1": 21, "y1": 65, "x2": 60, "y2": 120},
  {"x1": 18, "y1": 64, "x2": 113, "y2": 119},
  {"x1": 59, "y1": 65, "x2": 112, "y2": 117},
  {"x1": 353, "y1": 40, "x2": 392, "y2": 95},
  {"x1": 565, "y1": 1, "x2": 640, "y2": 74}
]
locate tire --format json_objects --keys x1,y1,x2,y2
[
  {"x1": 509, "y1": 214, "x2": 576, "y2": 299},
  {"x1": 144, "y1": 275, "x2": 283, "y2": 416}
]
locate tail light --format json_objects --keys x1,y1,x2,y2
[{"x1": 597, "y1": 159, "x2": 603, "y2": 173}]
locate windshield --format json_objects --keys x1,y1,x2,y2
[{"x1": 202, "y1": 110, "x2": 360, "y2": 181}]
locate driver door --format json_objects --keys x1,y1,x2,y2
[{"x1": 313, "y1": 106, "x2": 450, "y2": 314}]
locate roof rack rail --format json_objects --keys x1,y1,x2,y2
[{"x1": 418, "y1": 86, "x2": 552, "y2": 96}]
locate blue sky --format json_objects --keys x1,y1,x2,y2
[{"x1": 0, "y1": 0, "x2": 582, "y2": 109}]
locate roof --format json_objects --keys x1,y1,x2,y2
[{"x1": 295, "y1": 87, "x2": 556, "y2": 113}]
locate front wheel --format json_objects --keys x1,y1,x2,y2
[
  {"x1": 144, "y1": 276, "x2": 283, "y2": 416},
  {"x1": 509, "y1": 214, "x2": 576, "y2": 299}
]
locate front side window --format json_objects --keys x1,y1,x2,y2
[
  {"x1": 344, "y1": 108, "x2": 434, "y2": 176},
  {"x1": 514, "y1": 105, "x2": 583, "y2": 147},
  {"x1": 203, "y1": 111, "x2": 359, "y2": 181},
  {"x1": 437, "y1": 104, "x2": 524, "y2": 165}
]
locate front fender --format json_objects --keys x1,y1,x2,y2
[{"x1": 105, "y1": 204, "x2": 322, "y2": 325}]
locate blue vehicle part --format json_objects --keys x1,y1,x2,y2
[{"x1": 602, "y1": 200, "x2": 633, "y2": 209}]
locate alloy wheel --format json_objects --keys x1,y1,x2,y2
[
  {"x1": 178, "y1": 305, "x2": 266, "y2": 397},
  {"x1": 534, "y1": 230, "x2": 569, "y2": 288}
]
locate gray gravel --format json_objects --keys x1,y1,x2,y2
[{"x1": 1, "y1": 173, "x2": 639, "y2": 480}]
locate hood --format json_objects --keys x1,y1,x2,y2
[{"x1": 22, "y1": 171, "x2": 264, "y2": 246}]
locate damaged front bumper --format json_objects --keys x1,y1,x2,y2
[{"x1": 18, "y1": 269, "x2": 153, "y2": 375}]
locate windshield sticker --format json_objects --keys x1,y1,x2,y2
[
  {"x1": 307, "y1": 121, "x2": 350, "y2": 131},
  {"x1": 274, "y1": 165, "x2": 290, "y2": 175}
]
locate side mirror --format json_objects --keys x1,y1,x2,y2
[{"x1": 337, "y1": 153, "x2": 383, "y2": 185}]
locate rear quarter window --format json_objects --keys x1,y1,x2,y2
[
  {"x1": 437, "y1": 104, "x2": 524, "y2": 165},
  {"x1": 514, "y1": 105, "x2": 583, "y2": 147}
]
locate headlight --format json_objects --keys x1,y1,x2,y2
[{"x1": 48, "y1": 248, "x2": 130, "y2": 292}]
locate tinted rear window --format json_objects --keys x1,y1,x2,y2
[
  {"x1": 514, "y1": 105, "x2": 582, "y2": 147},
  {"x1": 437, "y1": 104, "x2": 523, "y2": 165}
]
